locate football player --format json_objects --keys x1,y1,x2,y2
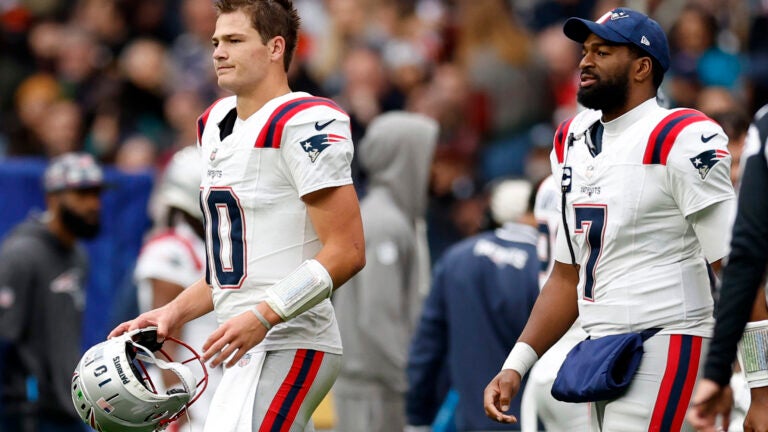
[
  {"x1": 485, "y1": 8, "x2": 735, "y2": 431},
  {"x1": 109, "y1": 1, "x2": 365, "y2": 431}
]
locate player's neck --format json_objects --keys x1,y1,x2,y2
[
  {"x1": 235, "y1": 74, "x2": 291, "y2": 119},
  {"x1": 601, "y1": 88, "x2": 656, "y2": 122}
]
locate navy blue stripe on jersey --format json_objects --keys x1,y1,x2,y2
[
  {"x1": 196, "y1": 98, "x2": 225, "y2": 146},
  {"x1": 255, "y1": 97, "x2": 346, "y2": 149},
  {"x1": 644, "y1": 109, "x2": 710, "y2": 165}
]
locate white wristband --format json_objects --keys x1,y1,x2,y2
[
  {"x1": 265, "y1": 259, "x2": 334, "y2": 321},
  {"x1": 502, "y1": 342, "x2": 538, "y2": 378},
  {"x1": 737, "y1": 319, "x2": 768, "y2": 388}
]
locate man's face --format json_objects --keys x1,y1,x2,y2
[
  {"x1": 57, "y1": 188, "x2": 102, "y2": 239},
  {"x1": 576, "y1": 34, "x2": 634, "y2": 113},
  {"x1": 211, "y1": 10, "x2": 272, "y2": 94}
]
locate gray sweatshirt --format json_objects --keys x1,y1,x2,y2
[{"x1": 334, "y1": 111, "x2": 438, "y2": 394}]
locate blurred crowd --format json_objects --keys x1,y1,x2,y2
[{"x1": 0, "y1": 0, "x2": 765, "y2": 260}]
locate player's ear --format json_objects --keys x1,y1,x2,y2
[
  {"x1": 268, "y1": 36, "x2": 286, "y2": 62},
  {"x1": 633, "y1": 56, "x2": 653, "y2": 84}
]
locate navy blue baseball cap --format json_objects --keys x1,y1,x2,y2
[{"x1": 563, "y1": 7, "x2": 670, "y2": 72}]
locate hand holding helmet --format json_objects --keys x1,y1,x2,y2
[{"x1": 71, "y1": 327, "x2": 208, "y2": 432}]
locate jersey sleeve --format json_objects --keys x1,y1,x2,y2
[
  {"x1": 280, "y1": 106, "x2": 354, "y2": 197},
  {"x1": 134, "y1": 238, "x2": 201, "y2": 289},
  {"x1": 665, "y1": 120, "x2": 735, "y2": 217}
]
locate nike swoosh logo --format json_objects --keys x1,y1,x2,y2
[
  {"x1": 701, "y1": 133, "x2": 718, "y2": 143},
  {"x1": 314, "y1": 119, "x2": 336, "y2": 131}
]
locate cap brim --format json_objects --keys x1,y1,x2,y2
[{"x1": 563, "y1": 17, "x2": 630, "y2": 45}]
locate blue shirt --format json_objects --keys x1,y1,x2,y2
[{"x1": 407, "y1": 223, "x2": 541, "y2": 431}]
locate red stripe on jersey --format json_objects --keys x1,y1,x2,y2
[
  {"x1": 644, "y1": 109, "x2": 711, "y2": 165},
  {"x1": 141, "y1": 229, "x2": 204, "y2": 272},
  {"x1": 196, "y1": 98, "x2": 225, "y2": 146},
  {"x1": 716, "y1": 149, "x2": 729, "y2": 158},
  {"x1": 254, "y1": 97, "x2": 347, "y2": 149},
  {"x1": 554, "y1": 117, "x2": 575, "y2": 164}
]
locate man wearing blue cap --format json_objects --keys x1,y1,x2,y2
[
  {"x1": 0, "y1": 152, "x2": 104, "y2": 432},
  {"x1": 484, "y1": 7, "x2": 735, "y2": 431}
]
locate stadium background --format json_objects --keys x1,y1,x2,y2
[{"x1": 0, "y1": 0, "x2": 765, "y2": 429}]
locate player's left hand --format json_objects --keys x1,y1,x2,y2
[
  {"x1": 202, "y1": 310, "x2": 267, "y2": 369},
  {"x1": 744, "y1": 387, "x2": 768, "y2": 432},
  {"x1": 687, "y1": 378, "x2": 732, "y2": 431}
]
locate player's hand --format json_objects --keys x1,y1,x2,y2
[
  {"x1": 744, "y1": 387, "x2": 768, "y2": 432},
  {"x1": 483, "y1": 369, "x2": 521, "y2": 423},
  {"x1": 203, "y1": 309, "x2": 268, "y2": 369},
  {"x1": 687, "y1": 378, "x2": 732, "y2": 431},
  {"x1": 108, "y1": 305, "x2": 182, "y2": 341}
]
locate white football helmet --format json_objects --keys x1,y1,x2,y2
[
  {"x1": 154, "y1": 146, "x2": 204, "y2": 223},
  {"x1": 71, "y1": 327, "x2": 208, "y2": 432}
]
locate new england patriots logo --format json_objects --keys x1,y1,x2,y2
[
  {"x1": 689, "y1": 149, "x2": 729, "y2": 180},
  {"x1": 300, "y1": 133, "x2": 346, "y2": 162}
]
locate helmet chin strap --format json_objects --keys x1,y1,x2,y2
[{"x1": 133, "y1": 342, "x2": 197, "y2": 399}]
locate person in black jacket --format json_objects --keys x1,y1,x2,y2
[
  {"x1": 0, "y1": 153, "x2": 104, "y2": 432},
  {"x1": 687, "y1": 105, "x2": 768, "y2": 431}
]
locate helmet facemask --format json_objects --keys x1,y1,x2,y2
[{"x1": 71, "y1": 327, "x2": 208, "y2": 432}]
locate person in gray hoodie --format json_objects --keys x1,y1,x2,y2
[
  {"x1": 0, "y1": 153, "x2": 104, "y2": 432},
  {"x1": 333, "y1": 111, "x2": 438, "y2": 432}
]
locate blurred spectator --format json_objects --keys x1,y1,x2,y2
[
  {"x1": 6, "y1": 73, "x2": 62, "y2": 156},
  {"x1": 667, "y1": 4, "x2": 742, "y2": 108},
  {"x1": 535, "y1": 24, "x2": 580, "y2": 123},
  {"x1": 116, "y1": 38, "x2": 173, "y2": 151},
  {"x1": 334, "y1": 45, "x2": 406, "y2": 142},
  {"x1": 454, "y1": 0, "x2": 553, "y2": 179},
  {"x1": 168, "y1": 0, "x2": 218, "y2": 100},
  {"x1": 334, "y1": 112, "x2": 438, "y2": 432},
  {"x1": 36, "y1": 100, "x2": 84, "y2": 157},
  {"x1": 696, "y1": 86, "x2": 741, "y2": 117},
  {"x1": 407, "y1": 179, "x2": 540, "y2": 432},
  {"x1": 0, "y1": 153, "x2": 104, "y2": 432},
  {"x1": 710, "y1": 109, "x2": 751, "y2": 188},
  {"x1": 114, "y1": 134, "x2": 157, "y2": 173}
]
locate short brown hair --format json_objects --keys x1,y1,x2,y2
[{"x1": 214, "y1": 0, "x2": 300, "y2": 72}]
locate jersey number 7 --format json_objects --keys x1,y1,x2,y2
[{"x1": 574, "y1": 204, "x2": 607, "y2": 301}]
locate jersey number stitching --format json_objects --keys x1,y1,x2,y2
[
  {"x1": 203, "y1": 188, "x2": 247, "y2": 289},
  {"x1": 574, "y1": 204, "x2": 607, "y2": 301}
]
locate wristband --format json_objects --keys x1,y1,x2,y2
[
  {"x1": 737, "y1": 319, "x2": 768, "y2": 388},
  {"x1": 249, "y1": 307, "x2": 273, "y2": 330},
  {"x1": 501, "y1": 342, "x2": 538, "y2": 378},
  {"x1": 265, "y1": 259, "x2": 334, "y2": 321}
]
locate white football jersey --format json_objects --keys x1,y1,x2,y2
[
  {"x1": 551, "y1": 98, "x2": 734, "y2": 338},
  {"x1": 534, "y1": 174, "x2": 560, "y2": 287},
  {"x1": 196, "y1": 92, "x2": 353, "y2": 354}
]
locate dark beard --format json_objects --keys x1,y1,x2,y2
[
  {"x1": 61, "y1": 204, "x2": 101, "y2": 239},
  {"x1": 577, "y1": 68, "x2": 630, "y2": 113}
]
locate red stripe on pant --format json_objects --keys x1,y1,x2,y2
[
  {"x1": 648, "y1": 335, "x2": 702, "y2": 431},
  {"x1": 259, "y1": 349, "x2": 325, "y2": 432}
]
